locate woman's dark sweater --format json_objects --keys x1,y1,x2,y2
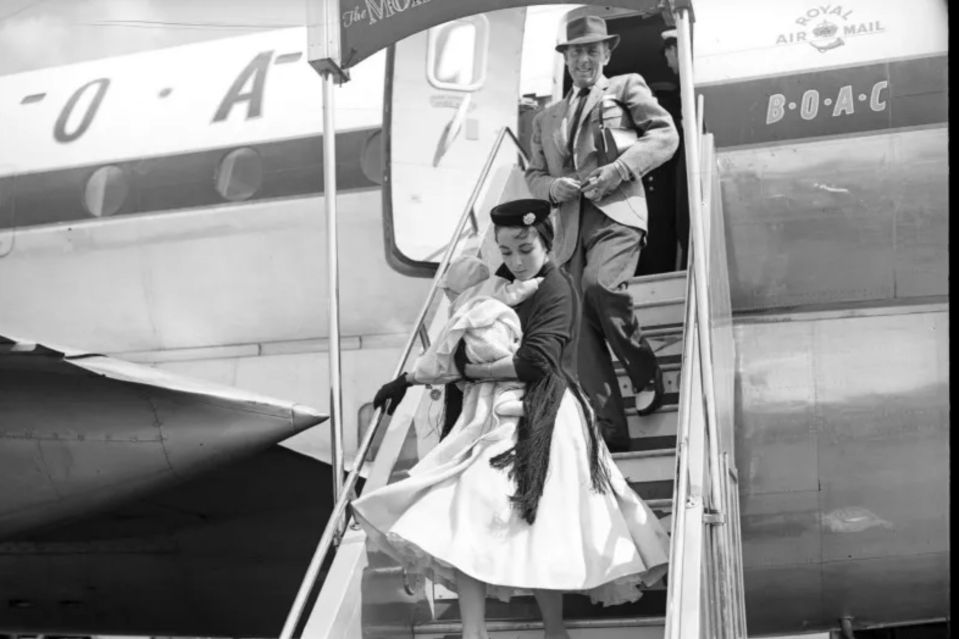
[{"x1": 497, "y1": 260, "x2": 581, "y2": 386}]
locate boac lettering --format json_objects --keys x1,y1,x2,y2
[
  {"x1": 832, "y1": 85, "x2": 855, "y2": 116},
  {"x1": 870, "y1": 81, "x2": 888, "y2": 111},
  {"x1": 213, "y1": 51, "x2": 272, "y2": 123},
  {"x1": 54, "y1": 78, "x2": 110, "y2": 143},
  {"x1": 766, "y1": 93, "x2": 787, "y2": 124},
  {"x1": 766, "y1": 80, "x2": 889, "y2": 126},
  {"x1": 800, "y1": 89, "x2": 820, "y2": 120}
]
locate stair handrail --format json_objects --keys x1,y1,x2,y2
[
  {"x1": 695, "y1": 132, "x2": 747, "y2": 639},
  {"x1": 666, "y1": 6, "x2": 747, "y2": 637},
  {"x1": 674, "y1": 10, "x2": 724, "y2": 552},
  {"x1": 668, "y1": 135, "x2": 743, "y2": 638},
  {"x1": 278, "y1": 126, "x2": 529, "y2": 639},
  {"x1": 664, "y1": 263, "x2": 703, "y2": 638}
]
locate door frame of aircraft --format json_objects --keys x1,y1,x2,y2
[{"x1": 304, "y1": 0, "x2": 698, "y2": 506}]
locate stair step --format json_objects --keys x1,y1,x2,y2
[
  {"x1": 642, "y1": 324, "x2": 685, "y2": 339},
  {"x1": 616, "y1": 357, "x2": 682, "y2": 376},
  {"x1": 629, "y1": 479, "x2": 673, "y2": 502},
  {"x1": 619, "y1": 368, "x2": 682, "y2": 408},
  {"x1": 628, "y1": 269, "x2": 686, "y2": 329},
  {"x1": 613, "y1": 448, "x2": 675, "y2": 486},
  {"x1": 405, "y1": 616, "x2": 666, "y2": 638},
  {"x1": 615, "y1": 354, "x2": 681, "y2": 373},
  {"x1": 631, "y1": 301, "x2": 685, "y2": 329},
  {"x1": 632, "y1": 296, "x2": 685, "y2": 311},
  {"x1": 626, "y1": 270, "x2": 687, "y2": 303},
  {"x1": 627, "y1": 405, "x2": 679, "y2": 443},
  {"x1": 431, "y1": 588, "x2": 668, "y2": 619}
]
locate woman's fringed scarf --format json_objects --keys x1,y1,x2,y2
[
  {"x1": 439, "y1": 381, "x2": 463, "y2": 441},
  {"x1": 568, "y1": 376, "x2": 613, "y2": 504},
  {"x1": 489, "y1": 371, "x2": 612, "y2": 525}
]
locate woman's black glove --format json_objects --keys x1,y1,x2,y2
[
  {"x1": 373, "y1": 373, "x2": 412, "y2": 415},
  {"x1": 453, "y1": 340, "x2": 474, "y2": 381}
]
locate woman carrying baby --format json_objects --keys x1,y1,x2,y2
[{"x1": 355, "y1": 198, "x2": 669, "y2": 639}]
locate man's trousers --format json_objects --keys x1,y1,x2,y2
[{"x1": 565, "y1": 199, "x2": 660, "y2": 441}]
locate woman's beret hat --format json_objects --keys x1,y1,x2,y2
[{"x1": 490, "y1": 198, "x2": 551, "y2": 227}]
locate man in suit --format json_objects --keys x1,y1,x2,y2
[{"x1": 525, "y1": 15, "x2": 679, "y2": 451}]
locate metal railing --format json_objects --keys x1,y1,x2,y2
[
  {"x1": 664, "y1": 137, "x2": 746, "y2": 639},
  {"x1": 663, "y1": 6, "x2": 747, "y2": 638},
  {"x1": 279, "y1": 126, "x2": 529, "y2": 639},
  {"x1": 664, "y1": 268, "x2": 703, "y2": 635}
]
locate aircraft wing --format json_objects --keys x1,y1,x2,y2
[
  {"x1": 0, "y1": 444, "x2": 337, "y2": 636},
  {"x1": 0, "y1": 332, "x2": 327, "y2": 539}
]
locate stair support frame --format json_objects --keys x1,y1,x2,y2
[
  {"x1": 665, "y1": 6, "x2": 747, "y2": 637},
  {"x1": 665, "y1": 269, "x2": 699, "y2": 639}
]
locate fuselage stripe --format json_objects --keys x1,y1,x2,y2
[
  {"x1": 0, "y1": 127, "x2": 381, "y2": 230},
  {"x1": 699, "y1": 54, "x2": 947, "y2": 148}
]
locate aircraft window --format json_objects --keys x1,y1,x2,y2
[
  {"x1": 83, "y1": 165, "x2": 129, "y2": 218},
  {"x1": 215, "y1": 147, "x2": 263, "y2": 201},
  {"x1": 426, "y1": 15, "x2": 489, "y2": 92}
]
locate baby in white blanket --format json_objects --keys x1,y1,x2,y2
[
  {"x1": 409, "y1": 255, "x2": 542, "y2": 386},
  {"x1": 438, "y1": 255, "x2": 542, "y2": 313},
  {"x1": 408, "y1": 255, "x2": 543, "y2": 468}
]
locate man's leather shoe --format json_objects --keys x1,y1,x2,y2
[{"x1": 635, "y1": 365, "x2": 664, "y2": 416}]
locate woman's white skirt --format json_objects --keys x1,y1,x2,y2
[{"x1": 351, "y1": 388, "x2": 670, "y2": 605}]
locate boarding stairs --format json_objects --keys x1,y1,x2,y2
[{"x1": 280, "y1": 120, "x2": 747, "y2": 638}]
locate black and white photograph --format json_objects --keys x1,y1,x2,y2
[{"x1": 0, "y1": 1, "x2": 948, "y2": 638}]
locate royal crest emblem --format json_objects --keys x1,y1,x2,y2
[
  {"x1": 775, "y1": 5, "x2": 884, "y2": 53},
  {"x1": 809, "y1": 20, "x2": 844, "y2": 52},
  {"x1": 523, "y1": 212, "x2": 536, "y2": 226}
]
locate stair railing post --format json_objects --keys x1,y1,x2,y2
[
  {"x1": 675, "y1": 8, "x2": 733, "y2": 635},
  {"x1": 737, "y1": 487, "x2": 748, "y2": 637},
  {"x1": 664, "y1": 269, "x2": 699, "y2": 639},
  {"x1": 322, "y1": 70, "x2": 347, "y2": 525}
]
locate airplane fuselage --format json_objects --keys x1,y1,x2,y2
[{"x1": 0, "y1": 0, "x2": 948, "y2": 635}]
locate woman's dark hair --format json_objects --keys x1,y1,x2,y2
[{"x1": 494, "y1": 216, "x2": 555, "y2": 253}]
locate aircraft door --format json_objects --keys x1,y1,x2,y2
[{"x1": 386, "y1": 8, "x2": 526, "y2": 272}]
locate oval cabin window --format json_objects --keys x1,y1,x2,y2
[{"x1": 83, "y1": 165, "x2": 129, "y2": 218}]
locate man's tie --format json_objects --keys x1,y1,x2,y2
[{"x1": 567, "y1": 86, "x2": 591, "y2": 156}]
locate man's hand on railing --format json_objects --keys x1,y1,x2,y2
[{"x1": 373, "y1": 373, "x2": 412, "y2": 415}]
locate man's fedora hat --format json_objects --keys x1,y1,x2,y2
[{"x1": 555, "y1": 15, "x2": 620, "y2": 52}]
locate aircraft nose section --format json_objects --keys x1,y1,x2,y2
[
  {"x1": 0, "y1": 339, "x2": 332, "y2": 538},
  {"x1": 151, "y1": 393, "x2": 326, "y2": 474},
  {"x1": 292, "y1": 403, "x2": 327, "y2": 431}
]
